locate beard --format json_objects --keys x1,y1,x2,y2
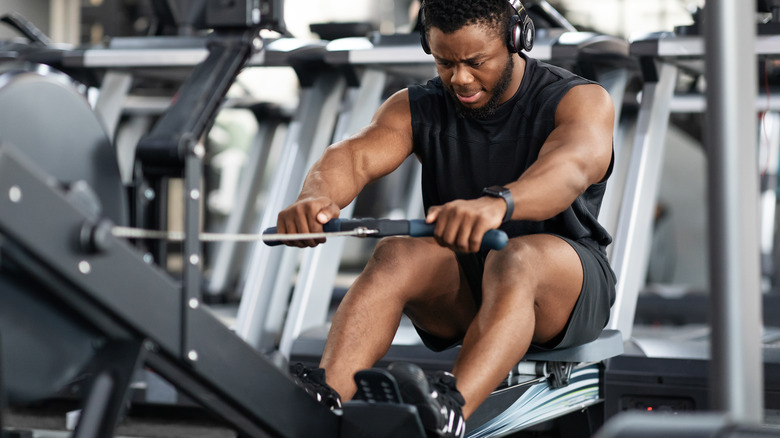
[{"x1": 447, "y1": 54, "x2": 515, "y2": 120}]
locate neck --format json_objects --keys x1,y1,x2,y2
[{"x1": 501, "y1": 54, "x2": 526, "y2": 105}]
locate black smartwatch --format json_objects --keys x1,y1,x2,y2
[{"x1": 482, "y1": 185, "x2": 514, "y2": 224}]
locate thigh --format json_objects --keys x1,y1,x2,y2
[
  {"x1": 548, "y1": 237, "x2": 615, "y2": 349},
  {"x1": 482, "y1": 234, "x2": 585, "y2": 345},
  {"x1": 364, "y1": 237, "x2": 479, "y2": 347}
]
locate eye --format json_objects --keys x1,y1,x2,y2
[{"x1": 436, "y1": 59, "x2": 452, "y2": 68}]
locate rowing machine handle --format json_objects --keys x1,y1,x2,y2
[{"x1": 263, "y1": 219, "x2": 508, "y2": 251}]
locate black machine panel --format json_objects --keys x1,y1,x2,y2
[{"x1": 0, "y1": 65, "x2": 127, "y2": 226}]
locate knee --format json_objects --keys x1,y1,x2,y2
[
  {"x1": 357, "y1": 237, "x2": 441, "y2": 303},
  {"x1": 484, "y1": 238, "x2": 538, "y2": 282},
  {"x1": 366, "y1": 236, "x2": 421, "y2": 272}
]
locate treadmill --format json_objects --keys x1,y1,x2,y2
[{"x1": 602, "y1": 1, "x2": 780, "y2": 432}]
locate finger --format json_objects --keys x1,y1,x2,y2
[
  {"x1": 455, "y1": 217, "x2": 480, "y2": 253},
  {"x1": 293, "y1": 213, "x2": 319, "y2": 248},
  {"x1": 277, "y1": 210, "x2": 297, "y2": 236},
  {"x1": 437, "y1": 208, "x2": 462, "y2": 250},
  {"x1": 456, "y1": 225, "x2": 473, "y2": 253},
  {"x1": 304, "y1": 211, "x2": 326, "y2": 246},
  {"x1": 317, "y1": 202, "x2": 340, "y2": 224},
  {"x1": 426, "y1": 207, "x2": 440, "y2": 224},
  {"x1": 466, "y1": 226, "x2": 486, "y2": 253}
]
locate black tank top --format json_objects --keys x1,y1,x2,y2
[{"x1": 409, "y1": 55, "x2": 613, "y2": 251}]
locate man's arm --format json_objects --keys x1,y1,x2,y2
[
  {"x1": 505, "y1": 83, "x2": 615, "y2": 220},
  {"x1": 427, "y1": 83, "x2": 615, "y2": 252},
  {"x1": 276, "y1": 89, "x2": 414, "y2": 246}
]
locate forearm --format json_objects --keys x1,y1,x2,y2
[
  {"x1": 298, "y1": 143, "x2": 369, "y2": 209},
  {"x1": 506, "y1": 140, "x2": 609, "y2": 222}
]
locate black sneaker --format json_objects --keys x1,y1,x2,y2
[
  {"x1": 387, "y1": 362, "x2": 466, "y2": 438},
  {"x1": 290, "y1": 363, "x2": 342, "y2": 410}
]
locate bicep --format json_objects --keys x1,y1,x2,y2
[
  {"x1": 333, "y1": 89, "x2": 414, "y2": 184},
  {"x1": 540, "y1": 84, "x2": 615, "y2": 185}
]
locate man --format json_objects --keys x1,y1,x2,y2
[{"x1": 278, "y1": 0, "x2": 616, "y2": 436}]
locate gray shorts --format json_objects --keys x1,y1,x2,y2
[{"x1": 413, "y1": 235, "x2": 616, "y2": 352}]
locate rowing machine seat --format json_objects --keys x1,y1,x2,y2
[{"x1": 524, "y1": 328, "x2": 623, "y2": 363}]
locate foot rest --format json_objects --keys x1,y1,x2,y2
[{"x1": 353, "y1": 369, "x2": 403, "y2": 403}]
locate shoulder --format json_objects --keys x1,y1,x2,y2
[
  {"x1": 519, "y1": 58, "x2": 596, "y2": 117},
  {"x1": 556, "y1": 83, "x2": 614, "y2": 124},
  {"x1": 370, "y1": 88, "x2": 413, "y2": 135},
  {"x1": 376, "y1": 88, "x2": 411, "y2": 119}
]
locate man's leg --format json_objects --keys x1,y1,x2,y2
[
  {"x1": 319, "y1": 236, "x2": 477, "y2": 400},
  {"x1": 450, "y1": 234, "x2": 583, "y2": 418}
]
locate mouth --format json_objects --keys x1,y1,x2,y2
[{"x1": 454, "y1": 90, "x2": 483, "y2": 105}]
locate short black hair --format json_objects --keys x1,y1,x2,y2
[{"x1": 421, "y1": 0, "x2": 514, "y2": 42}]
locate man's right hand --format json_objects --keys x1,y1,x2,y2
[{"x1": 276, "y1": 197, "x2": 341, "y2": 247}]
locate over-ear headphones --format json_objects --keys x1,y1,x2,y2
[{"x1": 418, "y1": 0, "x2": 535, "y2": 55}]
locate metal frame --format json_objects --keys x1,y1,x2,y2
[
  {"x1": 607, "y1": 60, "x2": 678, "y2": 340},
  {"x1": 232, "y1": 66, "x2": 349, "y2": 350},
  {"x1": 600, "y1": 2, "x2": 765, "y2": 435},
  {"x1": 0, "y1": 144, "x2": 340, "y2": 438},
  {"x1": 705, "y1": 0, "x2": 762, "y2": 420}
]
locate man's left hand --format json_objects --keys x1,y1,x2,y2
[{"x1": 425, "y1": 197, "x2": 506, "y2": 253}]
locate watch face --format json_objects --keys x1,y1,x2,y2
[
  {"x1": 483, "y1": 185, "x2": 513, "y2": 223},
  {"x1": 485, "y1": 186, "x2": 507, "y2": 196}
]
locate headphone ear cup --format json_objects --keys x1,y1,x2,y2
[
  {"x1": 418, "y1": 8, "x2": 431, "y2": 54},
  {"x1": 520, "y1": 14, "x2": 535, "y2": 52},
  {"x1": 507, "y1": 14, "x2": 521, "y2": 53},
  {"x1": 420, "y1": 31, "x2": 431, "y2": 54}
]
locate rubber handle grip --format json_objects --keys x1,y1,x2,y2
[{"x1": 407, "y1": 220, "x2": 508, "y2": 251}]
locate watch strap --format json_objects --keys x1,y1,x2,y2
[{"x1": 482, "y1": 185, "x2": 514, "y2": 223}]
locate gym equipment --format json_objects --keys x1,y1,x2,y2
[
  {"x1": 0, "y1": 3, "x2": 631, "y2": 437},
  {"x1": 0, "y1": 4, "x2": 459, "y2": 437},
  {"x1": 261, "y1": 219, "x2": 509, "y2": 251},
  {"x1": 0, "y1": 142, "x2": 339, "y2": 437},
  {"x1": 599, "y1": 1, "x2": 780, "y2": 435},
  {"x1": 0, "y1": 1, "x2": 363, "y2": 436},
  {"x1": 105, "y1": 218, "x2": 509, "y2": 249}
]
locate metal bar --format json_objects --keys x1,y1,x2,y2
[
  {"x1": 182, "y1": 146, "x2": 203, "y2": 363},
  {"x1": 669, "y1": 93, "x2": 780, "y2": 113},
  {"x1": 93, "y1": 71, "x2": 133, "y2": 143},
  {"x1": 705, "y1": 0, "x2": 763, "y2": 421},
  {"x1": 234, "y1": 71, "x2": 347, "y2": 349},
  {"x1": 608, "y1": 61, "x2": 678, "y2": 340},
  {"x1": 759, "y1": 112, "x2": 780, "y2": 287},
  {"x1": 111, "y1": 225, "x2": 377, "y2": 242},
  {"x1": 206, "y1": 117, "x2": 282, "y2": 296},
  {"x1": 277, "y1": 68, "x2": 388, "y2": 358}
]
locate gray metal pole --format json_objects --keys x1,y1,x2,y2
[{"x1": 705, "y1": 0, "x2": 763, "y2": 422}]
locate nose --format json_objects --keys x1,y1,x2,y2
[{"x1": 450, "y1": 64, "x2": 474, "y2": 87}]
